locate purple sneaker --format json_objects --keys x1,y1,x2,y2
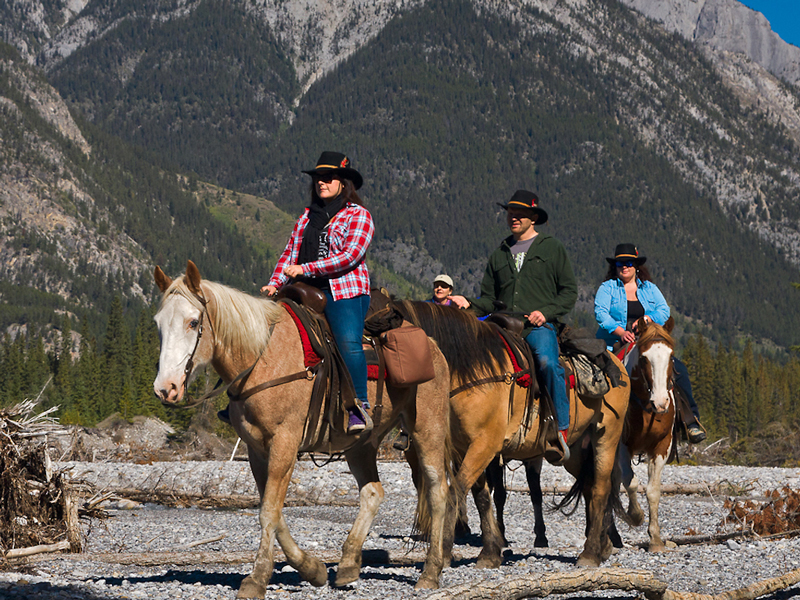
[{"x1": 347, "y1": 406, "x2": 373, "y2": 435}]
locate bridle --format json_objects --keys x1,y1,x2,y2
[
  {"x1": 164, "y1": 291, "x2": 314, "y2": 409},
  {"x1": 629, "y1": 337, "x2": 674, "y2": 409}
]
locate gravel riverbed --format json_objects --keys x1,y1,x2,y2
[{"x1": 2, "y1": 460, "x2": 800, "y2": 599}]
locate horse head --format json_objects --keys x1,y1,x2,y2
[
  {"x1": 152, "y1": 260, "x2": 215, "y2": 405},
  {"x1": 629, "y1": 317, "x2": 675, "y2": 414}
]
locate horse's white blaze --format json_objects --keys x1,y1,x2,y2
[
  {"x1": 641, "y1": 341, "x2": 672, "y2": 413},
  {"x1": 153, "y1": 293, "x2": 203, "y2": 402}
]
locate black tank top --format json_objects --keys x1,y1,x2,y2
[{"x1": 627, "y1": 299, "x2": 645, "y2": 330}]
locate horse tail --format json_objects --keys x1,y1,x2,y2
[{"x1": 553, "y1": 441, "x2": 636, "y2": 530}]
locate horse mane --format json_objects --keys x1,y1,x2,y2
[
  {"x1": 162, "y1": 277, "x2": 285, "y2": 357},
  {"x1": 637, "y1": 321, "x2": 675, "y2": 349},
  {"x1": 394, "y1": 300, "x2": 510, "y2": 385}
]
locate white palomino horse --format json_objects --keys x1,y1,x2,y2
[{"x1": 152, "y1": 261, "x2": 453, "y2": 597}]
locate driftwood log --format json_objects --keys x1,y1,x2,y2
[{"x1": 425, "y1": 567, "x2": 800, "y2": 600}]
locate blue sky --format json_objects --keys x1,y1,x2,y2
[{"x1": 739, "y1": 1, "x2": 800, "y2": 48}]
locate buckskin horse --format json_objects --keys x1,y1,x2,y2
[
  {"x1": 152, "y1": 261, "x2": 453, "y2": 596},
  {"x1": 492, "y1": 317, "x2": 679, "y2": 553},
  {"x1": 395, "y1": 300, "x2": 630, "y2": 569}
]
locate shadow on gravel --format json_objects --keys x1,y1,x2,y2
[
  {"x1": 0, "y1": 583, "x2": 115, "y2": 600},
  {"x1": 91, "y1": 569, "x2": 248, "y2": 589}
]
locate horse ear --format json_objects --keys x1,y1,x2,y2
[
  {"x1": 636, "y1": 317, "x2": 649, "y2": 333},
  {"x1": 664, "y1": 316, "x2": 675, "y2": 333},
  {"x1": 185, "y1": 260, "x2": 203, "y2": 295},
  {"x1": 154, "y1": 266, "x2": 172, "y2": 293}
]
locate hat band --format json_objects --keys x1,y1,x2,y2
[
  {"x1": 507, "y1": 201, "x2": 538, "y2": 209},
  {"x1": 314, "y1": 164, "x2": 342, "y2": 169},
  {"x1": 615, "y1": 254, "x2": 638, "y2": 259}
]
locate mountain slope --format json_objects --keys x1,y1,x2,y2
[
  {"x1": 2, "y1": 0, "x2": 800, "y2": 347},
  {"x1": 0, "y1": 41, "x2": 273, "y2": 342}
]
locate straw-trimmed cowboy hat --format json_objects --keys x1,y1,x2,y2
[
  {"x1": 302, "y1": 151, "x2": 363, "y2": 190},
  {"x1": 496, "y1": 190, "x2": 548, "y2": 224},
  {"x1": 606, "y1": 243, "x2": 647, "y2": 266}
]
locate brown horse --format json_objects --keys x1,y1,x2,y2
[
  {"x1": 152, "y1": 262, "x2": 452, "y2": 596},
  {"x1": 501, "y1": 317, "x2": 678, "y2": 553},
  {"x1": 613, "y1": 316, "x2": 677, "y2": 551},
  {"x1": 396, "y1": 300, "x2": 630, "y2": 568}
]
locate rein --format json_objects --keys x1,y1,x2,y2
[{"x1": 167, "y1": 290, "x2": 293, "y2": 409}]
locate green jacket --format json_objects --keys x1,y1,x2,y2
[{"x1": 469, "y1": 233, "x2": 577, "y2": 336}]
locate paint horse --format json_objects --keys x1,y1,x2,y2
[
  {"x1": 493, "y1": 317, "x2": 678, "y2": 553},
  {"x1": 611, "y1": 316, "x2": 678, "y2": 551},
  {"x1": 396, "y1": 300, "x2": 630, "y2": 569},
  {"x1": 152, "y1": 262, "x2": 453, "y2": 596}
]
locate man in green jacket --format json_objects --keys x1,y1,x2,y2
[{"x1": 450, "y1": 190, "x2": 577, "y2": 461}]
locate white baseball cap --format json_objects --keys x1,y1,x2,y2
[{"x1": 433, "y1": 274, "x2": 453, "y2": 288}]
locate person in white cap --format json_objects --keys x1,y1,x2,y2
[{"x1": 428, "y1": 274, "x2": 455, "y2": 306}]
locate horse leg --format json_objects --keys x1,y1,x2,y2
[
  {"x1": 619, "y1": 444, "x2": 644, "y2": 527},
  {"x1": 472, "y1": 472, "x2": 505, "y2": 568},
  {"x1": 335, "y1": 444, "x2": 385, "y2": 587},
  {"x1": 576, "y1": 434, "x2": 616, "y2": 567},
  {"x1": 407, "y1": 419, "x2": 450, "y2": 590},
  {"x1": 485, "y1": 456, "x2": 508, "y2": 545},
  {"x1": 645, "y1": 452, "x2": 669, "y2": 552},
  {"x1": 238, "y1": 446, "x2": 327, "y2": 599},
  {"x1": 444, "y1": 439, "x2": 504, "y2": 569},
  {"x1": 524, "y1": 457, "x2": 549, "y2": 548}
]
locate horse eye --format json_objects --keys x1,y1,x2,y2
[{"x1": 189, "y1": 319, "x2": 199, "y2": 329}]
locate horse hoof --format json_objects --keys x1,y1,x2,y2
[
  {"x1": 415, "y1": 576, "x2": 440, "y2": 590},
  {"x1": 648, "y1": 543, "x2": 668, "y2": 553},
  {"x1": 629, "y1": 510, "x2": 645, "y2": 527},
  {"x1": 237, "y1": 576, "x2": 267, "y2": 599},
  {"x1": 576, "y1": 554, "x2": 601, "y2": 568},
  {"x1": 305, "y1": 559, "x2": 328, "y2": 587},
  {"x1": 335, "y1": 564, "x2": 360, "y2": 587},
  {"x1": 476, "y1": 553, "x2": 502, "y2": 569}
]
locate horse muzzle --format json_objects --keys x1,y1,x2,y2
[{"x1": 154, "y1": 379, "x2": 185, "y2": 405}]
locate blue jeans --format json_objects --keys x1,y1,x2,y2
[
  {"x1": 525, "y1": 324, "x2": 569, "y2": 431},
  {"x1": 324, "y1": 292, "x2": 370, "y2": 404},
  {"x1": 672, "y1": 357, "x2": 700, "y2": 420}
]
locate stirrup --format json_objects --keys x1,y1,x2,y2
[
  {"x1": 393, "y1": 430, "x2": 410, "y2": 452},
  {"x1": 544, "y1": 430, "x2": 570, "y2": 465}
]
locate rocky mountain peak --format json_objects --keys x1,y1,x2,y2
[{"x1": 621, "y1": 0, "x2": 800, "y2": 85}]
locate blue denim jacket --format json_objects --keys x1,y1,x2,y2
[{"x1": 594, "y1": 278, "x2": 670, "y2": 349}]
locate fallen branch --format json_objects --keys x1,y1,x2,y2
[
  {"x1": 632, "y1": 528, "x2": 754, "y2": 549},
  {"x1": 658, "y1": 567, "x2": 800, "y2": 600},
  {"x1": 425, "y1": 566, "x2": 800, "y2": 600},
  {"x1": 426, "y1": 568, "x2": 667, "y2": 600},
  {"x1": 4, "y1": 540, "x2": 70, "y2": 559},
  {"x1": 182, "y1": 534, "x2": 226, "y2": 549},
  {"x1": 507, "y1": 482, "x2": 760, "y2": 498}
]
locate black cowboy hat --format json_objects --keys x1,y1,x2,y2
[
  {"x1": 606, "y1": 243, "x2": 647, "y2": 266},
  {"x1": 496, "y1": 190, "x2": 548, "y2": 224},
  {"x1": 302, "y1": 151, "x2": 363, "y2": 190}
]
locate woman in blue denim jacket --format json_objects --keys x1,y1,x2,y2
[
  {"x1": 594, "y1": 244, "x2": 669, "y2": 350},
  {"x1": 594, "y1": 243, "x2": 706, "y2": 443}
]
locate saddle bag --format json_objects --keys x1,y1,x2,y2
[
  {"x1": 379, "y1": 326, "x2": 435, "y2": 387},
  {"x1": 569, "y1": 353, "x2": 610, "y2": 399}
]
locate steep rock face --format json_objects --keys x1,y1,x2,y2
[
  {"x1": 621, "y1": 0, "x2": 800, "y2": 85},
  {"x1": 0, "y1": 0, "x2": 89, "y2": 63},
  {"x1": 0, "y1": 57, "x2": 150, "y2": 304}
]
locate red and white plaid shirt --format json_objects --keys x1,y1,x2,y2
[{"x1": 268, "y1": 203, "x2": 374, "y2": 301}]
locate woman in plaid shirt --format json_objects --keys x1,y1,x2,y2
[{"x1": 262, "y1": 152, "x2": 375, "y2": 434}]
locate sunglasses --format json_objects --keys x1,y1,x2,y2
[
  {"x1": 615, "y1": 261, "x2": 636, "y2": 268},
  {"x1": 433, "y1": 282, "x2": 452, "y2": 289},
  {"x1": 313, "y1": 174, "x2": 336, "y2": 184}
]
